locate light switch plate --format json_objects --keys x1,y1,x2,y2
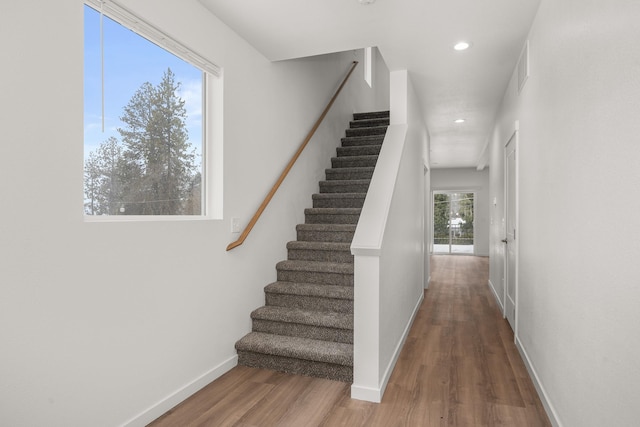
[{"x1": 231, "y1": 217, "x2": 241, "y2": 233}]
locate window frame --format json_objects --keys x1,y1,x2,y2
[{"x1": 83, "y1": 0, "x2": 222, "y2": 221}]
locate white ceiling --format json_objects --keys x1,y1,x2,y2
[{"x1": 198, "y1": 0, "x2": 541, "y2": 169}]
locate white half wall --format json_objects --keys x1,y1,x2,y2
[
  {"x1": 351, "y1": 70, "x2": 427, "y2": 402},
  {"x1": 0, "y1": 1, "x2": 389, "y2": 426},
  {"x1": 488, "y1": 1, "x2": 640, "y2": 426}
]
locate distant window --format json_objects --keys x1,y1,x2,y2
[{"x1": 83, "y1": 1, "x2": 221, "y2": 218}]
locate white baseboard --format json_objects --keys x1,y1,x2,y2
[
  {"x1": 350, "y1": 384, "x2": 383, "y2": 403},
  {"x1": 515, "y1": 337, "x2": 562, "y2": 427},
  {"x1": 351, "y1": 291, "x2": 424, "y2": 403},
  {"x1": 488, "y1": 279, "x2": 504, "y2": 314},
  {"x1": 121, "y1": 355, "x2": 238, "y2": 427}
]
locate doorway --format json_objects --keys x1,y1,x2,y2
[
  {"x1": 504, "y1": 130, "x2": 518, "y2": 331},
  {"x1": 433, "y1": 191, "x2": 475, "y2": 255}
]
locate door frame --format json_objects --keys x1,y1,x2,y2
[
  {"x1": 432, "y1": 189, "x2": 477, "y2": 256},
  {"x1": 503, "y1": 122, "x2": 520, "y2": 338}
]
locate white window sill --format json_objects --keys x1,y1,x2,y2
[{"x1": 84, "y1": 215, "x2": 218, "y2": 223}]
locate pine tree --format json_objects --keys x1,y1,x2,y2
[
  {"x1": 433, "y1": 193, "x2": 450, "y2": 244},
  {"x1": 84, "y1": 68, "x2": 199, "y2": 215},
  {"x1": 459, "y1": 193, "x2": 474, "y2": 239},
  {"x1": 117, "y1": 68, "x2": 196, "y2": 214},
  {"x1": 83, "y1": 137, "x2": 123, "y2": 215}
]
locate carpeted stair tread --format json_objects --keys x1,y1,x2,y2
[
  {"x1": 331, "y1": 155, "x2": 379, "y2": 168},
  {"x1": 265, "y1": 281, "x2": 353, "y2": 300},
  {"x1": 304, "y1": 208, "x2": 362, "y2": 225},
  {"x1": 236, "y1": 332, "x2": 353, "y2": 366},
  {"x1": 325, "y1": 167, "x2": 374, "y2": 181},
  {"x1": 319, "y1": 178, "x2": 371, "y2": 185},
  {"x1": 319, "y1": 179, "x2": 370, "y2": 193},
  {"x1": 252, "y1": 320, "x2": 353, "y2": 344},
  {"x1": 265, "y1": 282, "x2": 353, "y2": 313},
  {"x1": 237, "y1": 352, "x2": 352, "y2": 382},
  {"x1": 341, "y1": 135, "x2": 385, "y2": 147},
  {"x1": 312, "y1": 192, "x2": 366, "y2": 200},
  {"x1": 251, "y1": 306, "x2": 353, "y2": 343},
  {"x1": 287, "y1": 241, "x2": 353, "y2": 263},
  {"x1": 345, "y1": 125, "x2": 388, "y2": 137},
  {"x1": 251, "y1": 306, "x2": 353, "y2": 330},
  {"x1": 337, "y1": 145, "x2": 382, "y2": 157},
  {"x1": 353, "y1": 110, "x2": 390, "y2": 120},
  {"x1": 276, "y1": 260, "x2": 354, "y2": 275},
  {"x1": 296, "y1": 223, "x2": 357, "y2": 233},
  {"x1": 295, "y1": 224, "x2": 357, "y2": 243},
  {"x1": 349, "y1": 117, "x2": 390, "y2": 128},
  {"x1": 287, "y1": 241, "x2": 351, "y2": 252},
  {"x1": 304, "y1": 207, "x2": 362, "y2": 214},
  {"x1": 312, "y1": 193, "x2": 366, "y2": 209},
  {"x1": 276, "y1": 260, "x2": 354, "y2": 286}
]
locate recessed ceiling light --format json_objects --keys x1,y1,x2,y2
[
  {"x1": 359, "y1": 0, "x2": 376, "y2": 4},
  {"x1": 454, "y1": 118, "x2": 466, "y2": 124},
  {"x1": 454, "y1": 41, "x2": 471, "y2": 51}
]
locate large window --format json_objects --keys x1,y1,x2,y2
[{"x1": 83, "y1": 1, "x2": 221, "y2": 218}]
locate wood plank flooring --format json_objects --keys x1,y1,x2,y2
[{"x1": 148, "y1": 255, "x2": 551, "y2": 427}]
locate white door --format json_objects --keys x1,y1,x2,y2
[{"x1": 504, "y1": 133, "x2": 517, "y2": 331}]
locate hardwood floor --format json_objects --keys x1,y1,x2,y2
[{"x1": 149, "y1": 255, "x2": 551, "y2": 427}]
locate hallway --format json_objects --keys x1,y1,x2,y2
[{"x1": 150, "y1": 256, "x2": 551, "y2": 426}]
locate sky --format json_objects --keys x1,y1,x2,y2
[{"x1": 83, "y1": 5, "x2": 203, "y2": 163}]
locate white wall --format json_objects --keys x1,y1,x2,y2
[
  {"x1": 431, "y1": 168, "x2": 490, "y2": 256},
  {"x1": 0, "y1": 1, "x2": 389, "y2": 426},
  {"x1": 488, "y1": 1, "x2": 640, "y2": 426},
  {"x1": 351, "y1": 70, "x2": 427, "y2": 402}
]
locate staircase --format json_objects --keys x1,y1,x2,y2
[{"x1": 235, "y1": 110, "x2": 390, "y2": 383}]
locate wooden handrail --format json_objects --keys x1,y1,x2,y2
[{"x1": 227, "y1": 61, "x2": 359, "y2": 251}]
